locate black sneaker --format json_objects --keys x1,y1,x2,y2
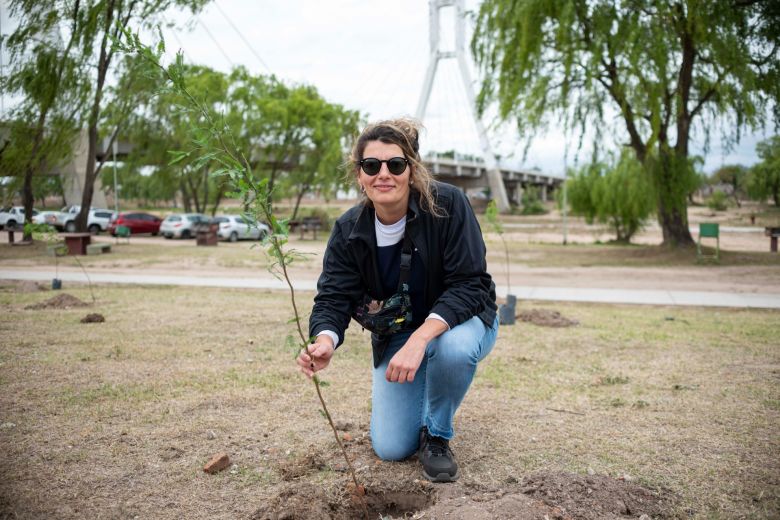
[{"x1": 418, "y1": 427, "x2": 459, "y2": 482}]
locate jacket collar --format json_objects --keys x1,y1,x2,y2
[{"x1": 348, "y1": 191, "x2": 421, "y2": 245}]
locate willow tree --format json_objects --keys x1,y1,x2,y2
[
  {"x1": 0, "y1": 0, "x2": 88, "y2": 239},
  {"x1": 473, "y1": 0, "x2": 780, "y2": 247}
]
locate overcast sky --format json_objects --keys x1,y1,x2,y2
[{"x1": 1, "y1": 0, "x2": 774, "y2": 175}]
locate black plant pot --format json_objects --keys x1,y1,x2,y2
[
  {"x1": 499, "y1": 294, "x2": 517, "y2": 325},
  {"x1": 52, "y1": 278, "x2": 62, "y2": 290}
]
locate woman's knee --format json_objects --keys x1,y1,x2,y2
[
  {"x1": 430, "y1": 328, "x2": 481, "y2": 368},
  {"x1": 370, "y1": 431, "x2": 418, "y2": 461}
]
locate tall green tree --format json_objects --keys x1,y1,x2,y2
[
  {"x1": 0, "y1": 0, "x2": 88, "y2": 239},
  {"x1": 473, "y1": 0, "x2": 780, "y2": 247},
  {"x1": 226, "y1": 69, "x2": 359, "y2": 216},
  {"x1": 567, "y1": 151, "x2": 655, "y2": 242},
  {"x1": 73, "y1": 0, "x2": 209, "y2": 231},
  {"x1": 748, "y1": 135, "x2": 780, "y2": 206}
]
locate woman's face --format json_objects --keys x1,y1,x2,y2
[{"x1": 358, "y1": 140, "x2": 411, "y2": 222}]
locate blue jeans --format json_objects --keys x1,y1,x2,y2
[{"x1": 370, "y1": 315, "x2": 499, "y2": 461}]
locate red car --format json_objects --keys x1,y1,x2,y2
[{"x1": 109, "y1": 212, "x2": 162, "y2": 236}]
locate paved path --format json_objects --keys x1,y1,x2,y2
[{"x1": 2, "y1": 269, "x2": 779, "y2": 310}]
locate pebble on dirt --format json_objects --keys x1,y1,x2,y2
[{"x1": 203, "y1": 452, "x2": 231, "y2": 474}]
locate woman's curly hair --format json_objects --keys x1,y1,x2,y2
[{"x1": 348, "y1": 118, "x2": 444, "y2": 217}]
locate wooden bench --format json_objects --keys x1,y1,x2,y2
[
  {"x1": 86, "y1": 243, "x2": 112, "y2": 255},
  {"x1": 296, "y1": 216, "x2": 323, "y2": 240},
  {"x1": 61, "y1": 232, "x2": 92, "y2": 255},
  {"x1": 2, "y1": 228, "x2": 32, "y2": 246}
]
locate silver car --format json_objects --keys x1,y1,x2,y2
[
  {"x1": 213, "y1": 215, "x2": 270, "y2": 242},
  {"x1": 160, "y1": 213, "x2": 208, "y2": 239}
]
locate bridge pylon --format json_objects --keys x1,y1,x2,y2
[{"x1": 416, "y1": 0, "x2": 511, "y2": 212}]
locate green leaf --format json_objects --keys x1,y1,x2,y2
[{"x1": 167, "y1": 150, "x2": 190, "y2": 165}]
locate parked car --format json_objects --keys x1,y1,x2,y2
[
  {"x1": 108, "y1": 212, "x2": 162, "y2": 236},
  {"x1": 213, "y1": 215, "x2": 270, "y2": 242},
  {"x1": 32, "y1": 211, "x2": 59, "y2": 227},
  {"x1": 159, "y1": 213, "x2": 208, "y2": 239},
  {"x1": 0, "y1": 206, "x2": 38, "y2": 230},
  {"x1": 53, "y1": 205, "x2": 116, "y2": 233}
]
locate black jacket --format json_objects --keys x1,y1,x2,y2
[{"x1": 309, "y1": 181, "x2": 497, "y2": 366}]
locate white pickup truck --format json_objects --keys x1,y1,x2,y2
[
  {"x1": 0, "y1": 206, "x2": 39, "y2": 230},
  {"x1": 53, "y1": 206, "x2": 116, "y2": 234}
]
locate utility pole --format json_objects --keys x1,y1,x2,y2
[
  {"x1": 562, "y1": 151, "x2": 568, "y2": 245},
  {"x1": 416, "y1": 0, "x2": 511, "y2": 212},
  {"x1": 112, "y1": 138, "x2": 119, "y2": 215}
]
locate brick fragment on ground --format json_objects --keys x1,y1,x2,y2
[{"x1": 203, "y1": 452, "x2": 230, "y2": 474}]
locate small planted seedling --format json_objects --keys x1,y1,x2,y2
[
  {"x1": 115, "y1": 29, "x2": 369, "y2": 519},
  {"x1": 486, "y1": 200, "x2": 516, "y2": 324}
]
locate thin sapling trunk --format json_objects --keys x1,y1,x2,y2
[{"x1": 116, "y1": 31, "x2": 369, "y2": 519}]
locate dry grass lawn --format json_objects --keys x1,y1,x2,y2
[{"x1": 0, "y1": 281, "x2": 778, "y2": 518}]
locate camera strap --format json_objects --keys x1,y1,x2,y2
[{"x1": 398, "y1": 233, "x2": 413, "y2": 291}]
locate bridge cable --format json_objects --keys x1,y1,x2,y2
[
  {"x1": 170, "y1": 28, "x2": 194, "y2": 63},
  {"x1": 196, "y1": 16, "x2": 235, "y2": 67},
  {"x1": 212, "y1": 1, "x2": 272, "y2": 74}
]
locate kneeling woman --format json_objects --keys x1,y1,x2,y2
[{"x1": 297, "y1": 118, "x2": 498, "y2": 483}]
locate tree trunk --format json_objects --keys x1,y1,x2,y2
[
  {"x1": 179, "y1": 180, "x2": 192, "y2": 212},
  {"x1": 291, "y1": 180, "x2": 312, "y2": 221},
  {"x1": 77, "y1": 0, "x2": 116, "y2": 231},
  {"x1": 211, "y1": 178, "x2": 228, "y2": 216},
  {"x1": 200, "y1": 167, "x2": 209, "y2": 214},
  {"x1": 22, "y1": 165, "x2": 35, "y2": 240},
  {"x1": 77, "y1": 124, "x2": 100, "y2": 230},
  {"x1": 187, "y1": 175, "x2": 201, "y2": 213},
  {"x1": 23, "y1": 120, "x2": 47, "y2": 240}
]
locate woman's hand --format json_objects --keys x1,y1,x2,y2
[
  {"x1": 297, "y1": 336, "x2": 335, "y2": 378},
  {"x1": 386, "y1": 336, "x2": 427, "y2": 383},
  {"x1": 386, "y1": 318, "x2": 449, "y2": 383}
]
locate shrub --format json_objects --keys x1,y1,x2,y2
[
  {"x1": 566, "y1": 151, "x2": 655, "y2": 243},
  {"x1": 706, "y1": 191, "x2": 729, "y2": 211},
  {"x1": 520, "y1": 186, "x2": 547, "y2": 215}
]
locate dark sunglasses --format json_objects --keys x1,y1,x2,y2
[{"x1": 359, "y1": 157, "x2": 409, "y2": 176}]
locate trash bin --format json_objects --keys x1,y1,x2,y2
[{"x1": 196, "y1": 221, "x2": 219, "y2": 246}]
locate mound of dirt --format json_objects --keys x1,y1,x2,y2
[
  {"x1": 520, "y1": 471, "x2": 672, "y2": 519},
  {"x1": 80, "y1": 313, "x2": 105, "y2": 323},
  {"x1": 25, "y1": 293, "x2": 88, "y2": 310},
  {"x1": 518, "y1": 309, "x2": 579, "y2": 327},
  {"x1": 277, "y1": 453, "x2": 328, "y2": 481},
  {"x1": 251, "y1": 471, "x2": 672, "y2": 520}
]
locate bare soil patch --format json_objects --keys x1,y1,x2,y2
[
  {"x1": 252, "y1": 480, "x2": 437, "y2": 520},
  {"x1": 519, "y1": 471, "x2": 672, "y2": 519},
  {"x1": 519, "y1": 308, "x2": 579, "y2": 327},
  {"x1": 252, "y1": 471, "x2": 671, "y2": 519},
  {"x1": 0, "y1": 286, "x2": 777, "y2": 519},
  {"x1": 24, "y1": 293, "x2": 88, "y2": 310},
  {"x1": 80, "y1": 313, "x2": 105, "y2": 323}
]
